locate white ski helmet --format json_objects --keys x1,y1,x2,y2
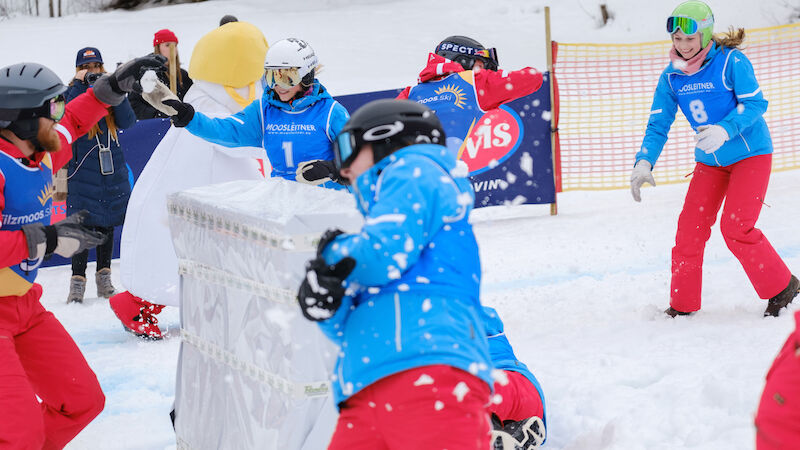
[{"x1": 263, "y1": 38, "x2": 318, "y2": 87}]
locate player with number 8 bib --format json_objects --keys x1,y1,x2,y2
[{"x1": 631, "y1": 1, "x2": 798, "y2": 317}]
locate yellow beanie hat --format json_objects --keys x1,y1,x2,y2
[{"x1": 189, "y1": 22, "x2": 268, "y2": 88}]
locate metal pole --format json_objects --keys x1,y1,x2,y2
[{"x1": 545, "y1": 6, "x2": 558, "y2": 215}]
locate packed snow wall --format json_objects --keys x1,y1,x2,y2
[{"x1": 167, "y1": 179, "x2": 362, "y2": 449}]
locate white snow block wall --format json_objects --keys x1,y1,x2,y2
[{"x1": 167, "y1": 179, "x2": 362, "y2": 450}]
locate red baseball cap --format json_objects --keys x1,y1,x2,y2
[{"x1": 153, "y1": 29, "x2": 178, "y2": 46}]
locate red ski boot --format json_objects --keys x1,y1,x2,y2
[{"x1": 109, "y1": 291, "x2": 165, "y2": 340}]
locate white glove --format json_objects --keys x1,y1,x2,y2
[
  {"x1": 695, "y1": 125, "x2": 729, "y2": 154},
  {"x1": 630, "y1": 160, "x2": 655, "y2": 202},
  {"x1": 142, "y1": 77, "x2": 180, "y2": 116}
]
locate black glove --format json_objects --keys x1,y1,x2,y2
[
  {"x1": 21, "y1": 210, "x2": 106, "y2": 260},
  {"x1": 316, "y1": 228, "x2": 345, "y2": 257},
  {"x1": 93, "y1": 54, "x2": 167, "y2": 105},
  {"x1": 296, "y1": 160, "x2": 344, "y2": 185},
  {"x1": 297, "y1": 256, "x2": 356, "y2": 321},
  {"x1": 162, "y1": 99, "x2": 195, "y2": 128}
]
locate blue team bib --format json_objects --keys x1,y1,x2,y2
[
  {"x1": 0, "y1": 152, "x2": 54, "y2": 294},
  {"x1": 408, "y1": 71, "x2": 484, "y2": 156}
]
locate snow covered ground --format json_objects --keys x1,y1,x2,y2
[{"x1": 4, "y1": 0, "x2": 800, "y2": 449}]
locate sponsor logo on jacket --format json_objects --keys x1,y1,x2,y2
[
  {"x1": 264, "y1": 123, "x2": 317, "y2": 132},
  {"x1": 433, "y1": 84, "x2": 467, "y2": 109},
  {"x1": 2, "y1": 208, "x2": 50, "y2": 227},
  {"x1": 677, "y1": 82, "x2": 715, "y2": 93},
  {"x1": 37, "y1": 182, "x2": 55, "y2": 206}
]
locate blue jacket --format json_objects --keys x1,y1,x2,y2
[
  {"x1": 637, "y1": 43, "x2": 772, "y2": 168},
  {"x1": 184, "y1": 81, "x2": 348, "y2": 188},
  {"x1": 65, "y1": 82, "x2": 136, "y2": 227},
  {"x1": 318, "y1": 143, "x2": 493, "y2": 407},
  {"x1": 483, "y1": 306, "x2": 547, "y2": 428}
]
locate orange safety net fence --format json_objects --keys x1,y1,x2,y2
[{"x1": 552, "y1": 22, "x2": 800, "y2": 191}]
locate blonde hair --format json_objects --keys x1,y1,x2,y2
[
  {"x1": 70, "y1": 64, "x2": 119, "y2": 142},
  {"x1": 712, "y1": 27, "x2": 746, "y2": 50},
  {"x1": 154, "y1": 44, "x2": 185, "y2": 87}
]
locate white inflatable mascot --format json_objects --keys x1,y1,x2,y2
[{"x1": 110, "y1": 22, "x2": 268, "y2": 339}]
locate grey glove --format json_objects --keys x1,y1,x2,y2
[
  {"x1": 630, "y1": 160, "x2": 656, "y2": 202},
  {"x1": 21, "y1": 210, "x2": 106, "y2": 260},
  {"x1": 93, "y1": 54, "x2": 167, "y2": 105}
]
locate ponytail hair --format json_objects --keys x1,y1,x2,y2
[{"x1": 712, "y1": 27, "x2": 746, "y2": 50}]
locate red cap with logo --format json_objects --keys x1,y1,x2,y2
[{"x1": 153, "y1": 29, "x2": 178, "y2": 46}]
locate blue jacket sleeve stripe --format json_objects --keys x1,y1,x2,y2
[{"x1": 737, "y1": 88, "x2": 762, "y2": 99}]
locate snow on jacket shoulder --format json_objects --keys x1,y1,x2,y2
[
  {"x1": 397, "y1": 53, "x2": 543, "y2": 110},
  {"x1": 316, "y1": 143, "x2": 493, "y2": 406},
  {"x1": 637, "y1": 43, "x2": 772, "y2": 168}
]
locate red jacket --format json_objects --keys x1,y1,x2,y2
[
  {"x1": 0, "y1": 88, "x2": 109, "y2": 271},
  {"x1": 397, "y1": 53, "x2": 543, "y2": 110}
]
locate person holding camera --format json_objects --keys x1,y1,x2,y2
[
  {"x1": 128, "y1": 29, "x2": 193, "y2": 120},
  {"x1": 0, "y1": 54, "x2": 166, "y2": 449},
  {"x1": 64, "y1": 47, "x2": 137, "y2": 303}
]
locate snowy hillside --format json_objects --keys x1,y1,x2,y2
[{"x1": 3, "y1": 0, "x2": 800, "y2": 449}]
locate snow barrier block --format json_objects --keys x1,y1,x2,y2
[{"x1": 167, "y1": 178, "x2": 362, "y2": 449}]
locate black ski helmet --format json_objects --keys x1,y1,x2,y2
[
  {"x1": 334, "y1": 99, "x2": 445, "y2": 172},
  {"x1": 435, "y1": 35, "x2": 499, "y2": 71},
  {"x1": 0, "y1": 62, "x2": 67, "y2": 141}
]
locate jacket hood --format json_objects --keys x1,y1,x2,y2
[
  {"x1": 417, "y1": 53, "x2": 471, "y2": 83},
  {"x1": 263, "y1": 80, "x2": 332, "y2": 111}
]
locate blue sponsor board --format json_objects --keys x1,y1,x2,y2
[{"x1": 335, "y1": 77, "x2": 555, "y2": 207}]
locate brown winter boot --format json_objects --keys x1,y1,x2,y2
[
  {"x1": 764, "y1": 275, "x2": 800, "y2": 317},
  {"x1": 95, "y1": 268, "x2": 116, "y2": 298},
  {"x1": 67, "y1": 276, "x2": 86, "y2": 303}
]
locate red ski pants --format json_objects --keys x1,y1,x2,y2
[
  {"x1": 328, "y1": 365, "x2": 491, "y2": 450},
  {"x1": 490, "y1": 370, "x2": 544, "y2": 423},
  {"x1": 670, "y1": 155, "x2": 790, "y2": 312},
  {"x1": 755, "y1": 312, "x2": 800, "y2": 449},
  {"x1": 0, "y1": 284, "x2": 105, "y2": 450}
]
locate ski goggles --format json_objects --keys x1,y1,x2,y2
[
  {"x1": 24, "y1": 95, "x2": 66, "y2": 122},
  {"x1": 49, "y1": 95, "x2": 66, "y2": 122},
  {"x1": 333, "y1": 131, "x2": 357, "y2": 171},
  {"x1": 264, "y1": 67, "x2": 302, "y2": 89},
  {"x1": 474, "y1": 47, "x2": 498, "y2": 64},
  {"x1": 666, "y1": 15, "x2": 712, "y2": 36}
]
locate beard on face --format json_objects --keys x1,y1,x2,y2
[{"x1": 36, "y1": 118, "x2": 61, "y2": 152}]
